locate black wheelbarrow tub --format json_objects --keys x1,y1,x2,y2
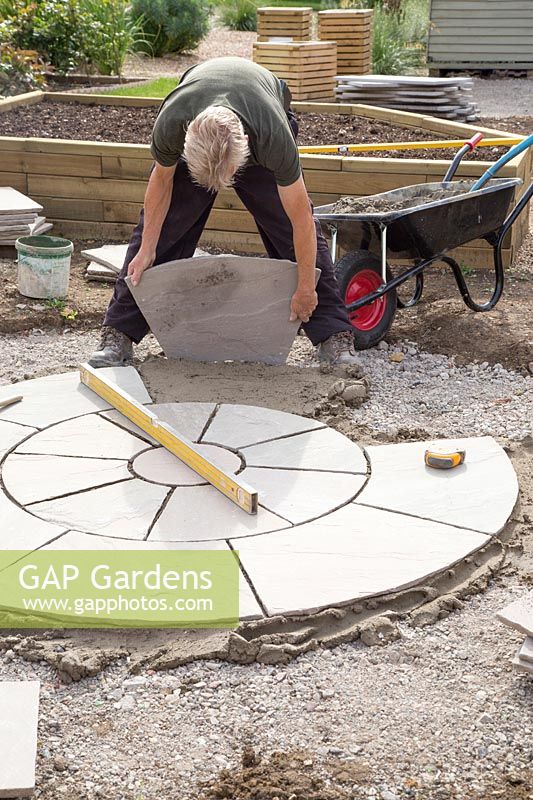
[{"x1": 314, "y1": 178, "x2": 522, "y2": 261}]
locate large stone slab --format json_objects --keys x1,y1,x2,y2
[
  {"x1": 204, "y1": 404, "x2": 325, "y2": 449},
  {"x1": 497, "y1": 591, "x2": 533, "y2": 637},
  {"x1": 31, "y1": 479, "x2": 169, "y2": 539},
  {"x1": 242, "y1": 426, "x2": 368, "y2": 473},
  {"x1": 3, "y1": 453, "x2": 130, "y2": 505},
  {"x1": 126, "y1": 255, "x2": 308, "y2": 365},
  {"x1": 0, "y1": 419, "x2": 36, "y2": 460},
  {"x1": 0, "y1": 681, "x2": 40, "y2": 798},
  {"x1": 0, "y1": 491, "x2": 66, "y2": 553},
  {"x1": 16, "y1": 414, "x2": 148, "y2": 459},
  {"x1": 358, "y1": 437, "x2": 518, "y2": 535},
  {"x1": 148, "y1": 484, "x2": 290, "y2": 542},
  {"x1": 0, "y1": 367, "x2": 152, "y2": 429},
  {"x1": 0, "y1": 187, "x2": 42, "y2": 215},
  {"x1": 233, "y1": 503, "x2": 489, "y2": 616},
  {"x1": 43, "y1": 532, "x2": 263, "y2": 619}
]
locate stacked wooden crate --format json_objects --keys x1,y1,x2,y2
[
  {"x1": 257, "y1": 6, "x2": 312, "y2": 42},
  {"x1": 252, "y1": 40, "x2": 337, "y2": 101},
  {"x1": 318, "y1": 9, "x2": 373, "y2": 75}
]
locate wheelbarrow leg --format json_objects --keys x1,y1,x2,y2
[
  {"x1": 442, "y1": 251, "x2": 503, "y2": 313},
  {"x1": 397, "y1": 268, "x2": 424, "y2": 309}
]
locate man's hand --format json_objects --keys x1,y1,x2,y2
[
  {"x1": 128, "y1": 248, "x2": 156, "y2": 287},
  {"x1": 290, "y1": 286, "x2": 318, "y2": 323}
]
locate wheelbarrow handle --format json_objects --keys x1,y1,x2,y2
[
  {"x1": 467, "y1": 132, "x2": 484, "y2": 151},
  {"x1": 443, "y1": 133, "x2": 484, "y2": 183}
]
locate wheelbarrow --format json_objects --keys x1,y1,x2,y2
[{"x1": 315, "y1": 133, "x2": 533, "y2": 349}]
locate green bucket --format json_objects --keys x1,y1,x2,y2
[{"x1": 16, "y1": 235, "x2": 74, "y2": 299}]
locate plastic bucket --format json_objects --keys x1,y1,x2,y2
[{"x1": 16, "y1": 235, "x2": 74, "y2": 299}]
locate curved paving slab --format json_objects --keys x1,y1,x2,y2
[
  {"x1": 357, "y1": 437, "x2": 519, "y2": 534},
  {"x1": 125, "y1": 255, "x2": 308, "y2": 365},
  {"x1": 0, "y1": 369, "x2": 520, "y2": 621}
]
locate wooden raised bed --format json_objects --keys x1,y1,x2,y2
[{"x1": 0, "y1": 91, "x2": 530, "y2": 268}]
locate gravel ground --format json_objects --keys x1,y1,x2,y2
[
  {"x1": 0, "y1": 332, "x2": 531, "y2": 798},
  {"x1": 1, "y1": 329, "x2": 531, "y2": 441},
  {"x1": 473, "y1": 78, "x2": 533, "y2": 118},
  {"x1": 1, "y1": 584, "x2": 531, "y2": 799},
  {"x1": 122, "y1": 25, "x2": 256, "y2": 79}
]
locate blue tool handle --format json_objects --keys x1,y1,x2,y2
[{"x1": 471, "y1": 134, "x2": 533, "y2": 192}]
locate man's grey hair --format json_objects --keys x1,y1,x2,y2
[{"x1": 183, "y1": 105, "x2": 250, "y2": 193}]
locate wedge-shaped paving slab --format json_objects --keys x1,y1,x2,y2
[
  {"x1": 242, "y1": 426, "x2": 367, "y2": 473},
  {"x1": 44, "y1": 531, "x2": 263, "y2": 619},
  {"x1": 31, "y1": 479, "x2": 169, "y2": 539},
  {"x1": 0, "y1": 491, "x2": 66, "y2": 552},
  {"x1": 0, "y1": 367, "x2": 152, "y2": 429},
  {"x1": 0, "y1": 419, "x2": 36, "y2": 459},
  {"x1": 0, "y1": 680, "x2": 40, "y2": 798},
  {"x1": 204, "y1": 404, "x2": 325, "y2": 449},
  {"x1": 151, "y1": 402, "x2": 217, "y2": 442},
  {"x1": 148, "y1": 484, "x2": 290, "y2": 542},
  {"x1": 234, "y1": 504, "x2": 489, "y2": 616},
  {"x1": 241, "y1": 467, "x2": 366, "y2": 525},
  {"x1": 16, "y1": 414, "x2": 148, "y2": 459},
  {"x1": 126, "y1": 255, "x2": 305, "y2": 365},
  {"x1": 357, "y1": 437, "x2": 518, "y2": 534},
  {"x1": 3, "y1": 454, "x2": 130, "y2": 505},
  {"x1": 497, "y1": 591, "x2": 533, "y2": 638},
  {"x1": 519, "y1": 637, "x2": 533, "y2": 664},
  {"x1": 100, "y1": 402, "x2": 217, "y2": 445}
]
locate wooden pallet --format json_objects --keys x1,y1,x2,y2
[
  {"x1": 253, "y1": 40, "x2": 337, "y2": 100},
  {"x1": 318, "y1": 8, "x2": 373, "y2": 75},
  {"x1": 257, "y1": 6, "x2": 312, "y2": 42}
]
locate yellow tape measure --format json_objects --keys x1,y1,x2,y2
[{"x1": 424, "y1": 449, "x2": 466, "y2": 470}]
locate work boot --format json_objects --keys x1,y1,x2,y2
[
  {"x1": 316, "y1": 330, "x2": 360, "y2": 366},
  {"x1": 89, "y1": 326, "x2": 133, "y2": 368}
]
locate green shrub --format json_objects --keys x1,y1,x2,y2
[
  {"x1": 217, "y1": 0, "x2": 257, "y2": 31},
  {"x1": 131, "y1": 0, "x2": 210, "y2": 56},
  {"x1": 0, "y1": 45, "x2": 45, "y2": 95},
  {"x1": 0, "y1": 0, "x2": 142, "y2": 75},
  {"x1": 78, "y1": 0, "x2": 146, "y2": 75},
  {"x1": 347, "y1": 0, "x2": 429, "y2": 74}
]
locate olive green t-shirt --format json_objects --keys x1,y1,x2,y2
[{"x1": 150, "y1": 57, "x2": 301, "y2": 187}]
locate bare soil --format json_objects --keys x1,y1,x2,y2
[
  {"x1": 480, "y1": 116, "x2": 533, "y2": 136},
  {"x1": 0, "y1": 242, "x2": 111, "y2": 335},
  {"x1": 0, "y1": 103, "x2": 510, "y2": 160},
  {"x1": 200, "y1": 748, "x2": 370, "y2": 800}
]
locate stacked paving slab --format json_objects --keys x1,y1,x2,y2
[
  {"x1": 0, "y1": 187, "x2": 52, "y2": 244},
  {"x1": 497, "y1": 591, "x2": 533, "y2": 675},
  {"x1": 82, "y1": 243, "x2": 128, "y2": 283},
  {"x1": 334, "y1": 75, "x2": 480, "y2": 121},
  {"x1": 318, "y1": 8, "x2": 373, "y2": 75}
]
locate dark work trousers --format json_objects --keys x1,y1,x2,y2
[{"x1": 103, "y1": 119, "x2": 353, "y2": 346}]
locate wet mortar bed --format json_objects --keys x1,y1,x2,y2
[{"x1": 0, "y1": 102, "x2": 510, "y2": 160}]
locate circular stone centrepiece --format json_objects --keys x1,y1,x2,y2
[{"x1": 132, "y1": 444, "x2": 241, "y2": 486}]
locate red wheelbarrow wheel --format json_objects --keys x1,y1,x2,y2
[{"x1": 335, "y1": 250, "x2": 397, "y2": 350}]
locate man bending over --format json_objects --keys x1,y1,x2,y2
[{"x1": 89, "y1": 57, "x2": 357, "y2": 367}]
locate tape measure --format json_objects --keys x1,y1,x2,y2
[{"x1": 424, "y1": 449, "x2": 466, "y2": 470}]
